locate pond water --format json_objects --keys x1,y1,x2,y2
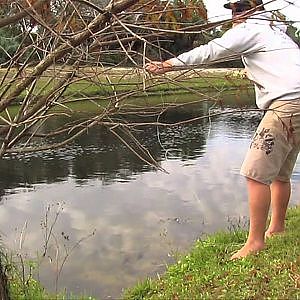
[{"x1": 0, "y1": 93, "x2": 299, "y2": 299}]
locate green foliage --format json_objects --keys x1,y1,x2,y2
[
  {"x1": 1, "y1": 254, "x2": 47, "y2": 300},
  {"x1": 0, "y1": 26, "x2": 22, "y2": 64},
  {"x1": 287, "y1": 24, "x2": 300, "y2": 48},
  {"x1": 0, "y1": 251, "x2": 95, "y2": 300},
  {"x1": 124, "y1": 206, "x2": 300, "y2": 299}
]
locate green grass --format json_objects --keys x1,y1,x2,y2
[
  {"x1": 124, "y1": 206, "x2": 300, "y2": 300},
  {"x1": 1, "y1": 67, "x2": 253, "y2": 122},
  {"x1": 63, "y1": 75, "x2": 250, "y2": 99},
  {"x1": 0, "y1": 67, "x2": 251, "y2": 102},
  {"x1": 0, "y1": 253, "x2": 95, "y2": 300},
  {"x1": 1, "y1": 84, "x2": 254, "y2": 122}
]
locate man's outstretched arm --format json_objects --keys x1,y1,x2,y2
[{"x1": 145, "y1": 23, "x2": 263, "y2": 75}]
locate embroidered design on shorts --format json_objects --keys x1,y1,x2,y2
[{"x1": 250, "y1": 128, "x2": 275, "y2": 155}]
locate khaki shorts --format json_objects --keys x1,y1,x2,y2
[{"x1": 241, "y1": 99, "x2": 300, "y2": 185}]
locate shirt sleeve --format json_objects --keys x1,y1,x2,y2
[{"x1": 169, "y1": 24, "x2": 265, "y2": 67}]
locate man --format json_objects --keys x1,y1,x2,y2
[{"x1": 146, "y1": 0, "x2": 300, "y2": 259}]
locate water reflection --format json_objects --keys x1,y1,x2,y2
[
  {"x1": 0, "y1": 101, "x2": 260, "y2": 193},
  {"x1": 0, "y1": 122, "x2": 209, "y2": 192},
  {"x1": 0, "y1": 99, "x2": 299, "y2": 299}
]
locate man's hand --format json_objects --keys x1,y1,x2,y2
[{"x1": 145, "y1": 61, "x2": 173, "y2": 75}]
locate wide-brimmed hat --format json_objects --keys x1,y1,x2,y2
[{"x1": 224, "y1": 0, "x2": 265, "y2": 13}]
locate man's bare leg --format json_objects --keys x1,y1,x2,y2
[
  {"x1": 265, "y1": 180, "x2": 291, "y2": 238},
  {"x1": 231, "y1": 178, "x2": 271, "y2": 259}
]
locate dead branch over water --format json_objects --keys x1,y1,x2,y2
[{"x1": 0, "y1": 0, "x2": 294, "y2": 167}]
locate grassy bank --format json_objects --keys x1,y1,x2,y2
[
  {"x1": 124, "y1": 206, "x2": 300, "y2": 299},
  {"x1": 63, "y1": 70, "x2": 251, "y2": 100},
  {"x1": 0, "y1": 67, "x2": 251, "y2": 103},
  {"x1": 1, "y1": 67, "x2": 254, "y2": 120}
]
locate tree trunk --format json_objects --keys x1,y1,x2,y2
[{"x1": 0, "y1": 255, "x2": 9, "y2": 300}]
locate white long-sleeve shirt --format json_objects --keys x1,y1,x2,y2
[{"x1": 169, "y1": 12, "x2": 300, "y2": 109}]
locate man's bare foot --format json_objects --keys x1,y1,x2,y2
[
  {"x1": 230, "y1": 242, "x2": 265, "y2": 260},
  {"x1": 265, "y1": 228, "x2": 285, "y2": 238}
]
